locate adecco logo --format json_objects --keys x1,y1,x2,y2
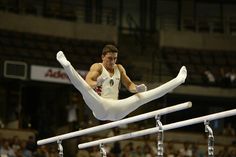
[{"x1": 44, "y1": 69, "x2": 69, "y2": 80}]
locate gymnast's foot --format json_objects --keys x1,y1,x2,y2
[
  {"x1": 176, "y1": 66, "x2": 187, "y2": 83},
  {"x1": 56, "y1": 51, "x2": 71, "y2": 68}
]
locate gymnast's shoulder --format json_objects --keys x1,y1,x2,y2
[
  {"x1": 89, "y1": 63, "x2": 103, "y2": 72},
  {"x1": 89, "y1": 63, "x2": 102, "y2": 69},
  {"x1": 116, "y1": 64, "x2": 126, "y2": 73}
]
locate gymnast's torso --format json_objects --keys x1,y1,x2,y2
[{"x1": 94, "y1": 63, "x2": 121, "y2": 99}]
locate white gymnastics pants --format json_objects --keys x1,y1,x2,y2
[{"x1": 57, "y1": 51, "x2": 187, "y2": 121}]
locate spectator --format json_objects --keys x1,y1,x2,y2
[
  {"x1": 217, "y1": 146, "x2": 231, "y2": 157},
  {"x1": 76, "y1": 137, "x2": 89, "y2": 157},
  {"x1": 219, "y1": 67, "x2": 234, "y2": 87},
  {"x1": 107, "y1": 128, "x2": 120, "y2": 137},
  {"x1": 134, "y1": 145, "x2": 143, "y2": 157},
  {"x1": 20, "y1": 141, "x2": 32, "y2": 157},
  {"x1": 231, "y1": 69, "x2": 236, "y2": 85},
  {"x1": 89, "y1": 146, "x2": 100, "y2": 157},
  {"x1": 143, "y1": 142, "x2": 155, "y2": 157},
  {"x1": 192, "y1": 143, "x2": 204, "y2": 157},
  {"x1": 76, "y1": 149, "x2": 89, "y2": 157},
  {"x1": 121, "y1": 142, "x2": 135, "y2": 157},
  {"x1": 229, "y1": 148, "x2": 236, "y2": 157},
  {"x1": 66, "y1": 102, "x2": 78, "y2": 131},
  {"x1": 0, "y1": 140, "x2": 16, "y2": 157},
  {"x1": 225, "y1": 69, "x2": 236, "y2": 87},
  {"x1": 179, "y1": 142, "x2": 192, "y2": 157},
  {"x1": 26, "y1": 136, "x2": 36, "y2": 152},
  {"x1": 48, "y1": 147, "x2": 57, "y2": 157},
  {"x1": 0, "y1": 134, "x2": 3, "y2": 149},
  {"x1": 0, "y1": 119, "x2": 4, "y2": 128},
  {"x1": 34, "y1": 146, "x2": 49, "y2": 157},
  {"x1": 202, "y1": 69, "x2": 215, "y2": 86},
  {"x1": 11, "y1": 136, "x2": 21, "y2": 152},
  {"x1": 223, "y1": 123, "x2": 235, "y2": 136},
  {"x1": 165, "y1": 143, "x2": 176, "y2": 157},
  {"x1": 110, "y1": 141, "x2": 121, "y2": 157}
]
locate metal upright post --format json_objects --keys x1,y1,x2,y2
[
  {"x1": 204, "y1": 120, "x2": 214, "y2": 157},
  {"x1": 57, "y1": 140, "x2": 63, "y2": 157},
  {"x1": 156, "y1": 115, "x2": 164, "y2": 157},
  {"x1": 99, "y1": 143, "x2": 107, "y2": 157}
]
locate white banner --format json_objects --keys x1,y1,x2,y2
[{"x1": 30, "y1": 65, "x2": 88, "y2": 84}]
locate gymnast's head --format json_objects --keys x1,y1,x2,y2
[{"x1": 102, "y1": 44, "x2": 118, "y2": 69}]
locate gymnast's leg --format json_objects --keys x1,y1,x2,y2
[
  {"x1": 57, "y1": 51, "x2": 187, "y2": 121},
  {"x1": 56, "y1": 51, "x2": 93, "y2": 92},
  {"x1": 56, "y1": 51, "x2": 107, "y2": 114},
  {"x1": 102, "y1": 66, "x2": 187, "y2": 120}
]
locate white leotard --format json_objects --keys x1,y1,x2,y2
[
  {"x1": 57, "y1": 51, "x2": 187, "y2": 121},
  {"x1": 95, "y1": 64, "x2": 120, "y2": 99}
]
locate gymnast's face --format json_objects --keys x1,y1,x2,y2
[{"x1": 102, "y1": 52, "x2": 118, "y2": 70}]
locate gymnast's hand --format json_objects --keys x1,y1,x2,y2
[
  {"x1": 136, "y1": 84, "x2": 147, "y2": 93},
  {"x1": 96, "y1": 76, "x2": 108, "y2": 86}
]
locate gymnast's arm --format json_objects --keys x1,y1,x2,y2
[
  {"x1": 85, "y1": 63, "x2": 102, "y2": 89},
  {"x1": 117, "y1": 64, "x2": 138, "y2": 93}
]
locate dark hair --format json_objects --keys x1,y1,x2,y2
[{"x1": 102, "y1": 44, "x2": 118, "y2": 55}]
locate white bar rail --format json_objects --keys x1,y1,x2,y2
[
  {"x1": 78, "y1": 108, "x2": 236, "y2": 149},
  {"x1": 37, "y1": 102, "x2": 192, "y2": 145}
]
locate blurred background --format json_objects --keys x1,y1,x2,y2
[{"x1": 0, "y1": 0, "x2": 236, "y2": 157}]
